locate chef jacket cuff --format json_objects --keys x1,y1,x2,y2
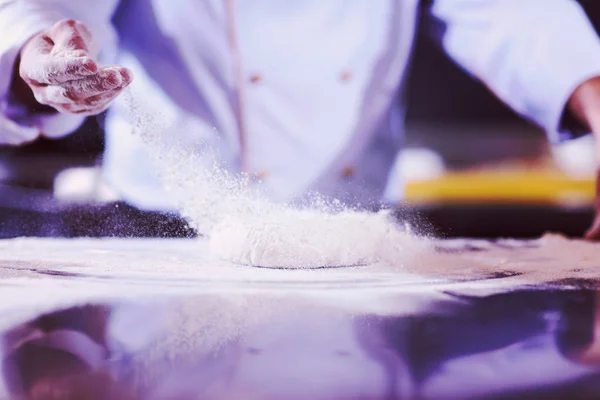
[{"x1": 0, "y1": 99, "x2": 86, "y2": 146}]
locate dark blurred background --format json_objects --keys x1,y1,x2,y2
[{"x1": 1, "y1": 0, "x2": 599, "y2": 238}]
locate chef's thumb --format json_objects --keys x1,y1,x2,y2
[{"x1": 49, "y1": 19, "x2": 95, "y2": 56}]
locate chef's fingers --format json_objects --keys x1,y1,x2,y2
[
  {"x1": 584, "y1": 217, "x2": 600, "y2": 241},
  {"x1": 60, "y1": 66, "x2": 132, "y2": 98},
  {"x1": 23, "y1": 56, "x2": 98, "y2": 86},
  {"x1": 34, "y1": 66, "x2": 131, "y2": 105},
  {"x1": 56, "y1": 88, "x2": 124, "y2": 116},
  {"x1": 584, "y1": 229, "x2": 600, "y2": 241}
]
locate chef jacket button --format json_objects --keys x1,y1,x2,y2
[
  {"x1": 249, "y1": 73, "x2": 263, "y2": 84},
  {"x1": 257, "y1": 171, "x2": 268, "y2": 180},
  {"x1": 250, "y1": 171, "x2": 268, "y2": 182},
  {"x1": 342, "y1": 167, "x2": 354, "y2": 180},
  {"x1": 340, "y1": 70, "x2": 352, "y2": 83}
]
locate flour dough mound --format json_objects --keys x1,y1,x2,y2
[{"x1": 208, "y1": 208, "x2": 425, "y2": 269}]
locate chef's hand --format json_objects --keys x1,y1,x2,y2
[
  {"x1": 16, "y1": 19, "x2": 133, "y2": 116},
  {"x1": 568, "y1": 77, "x2": 600, "y2": 240},
  {"x1": 585, "y1": 171, "x2": 600, "y2": 240}
]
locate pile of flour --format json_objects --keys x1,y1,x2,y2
[
  {"x1": 124, "y1": 88, "x2": 429, "y2": 269},
  {"x1": 209, "y1": 207, "x2": 427, "y2": 268}
]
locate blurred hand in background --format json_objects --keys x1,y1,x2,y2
[{"x1": 569, "y1": 77, "x2": 600, "y2": 240}]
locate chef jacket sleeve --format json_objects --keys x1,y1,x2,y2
[
  {"x1": 426, "y1": 0, "x2": 600, "y2": 143},
  {"x1": 0, "y1": 0, "x2": 121, "y2": 145}
]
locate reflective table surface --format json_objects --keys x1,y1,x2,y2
[{"x1": 0, "y1": 236, "x2": 600, "y2": 399}]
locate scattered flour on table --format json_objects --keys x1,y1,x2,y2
[{"x1": 123, "y1": 88, "x2": 430, "y2": 269}]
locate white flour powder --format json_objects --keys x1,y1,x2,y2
[
  {"x1": 123, "y1": 88, "x2": 429, "y2": 269},
  {"x1": 209, "y1": 208, "x2": 428, "y2": 268}
]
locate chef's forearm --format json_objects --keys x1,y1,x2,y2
[
  {"x1": 568, "y1": 76, "x2": 600, "y2": 156},
  {"x1": 568, "y1": 77, "x2": 600, "y2": 232}
]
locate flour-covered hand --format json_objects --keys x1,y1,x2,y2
[{"x1": 18, "y1": 19, "x2": 133, "y2": 116}]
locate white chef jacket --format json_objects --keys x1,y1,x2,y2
[{"x1": 1, "y1": 0, "x2": 600, "y2": 211}]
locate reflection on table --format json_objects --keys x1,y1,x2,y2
[{"x1": 3, "y1": 286, "x2": 600, "y2": 400}]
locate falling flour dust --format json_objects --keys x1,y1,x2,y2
[{"x1": 123, "y1": 88, "x2": 430, "y2": 269}]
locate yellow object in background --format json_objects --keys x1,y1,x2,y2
[{"x1": 404, "y1": 170, "x2": 595, "y2": 206}]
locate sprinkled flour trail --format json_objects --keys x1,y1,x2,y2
[{"x1": 123, "y1": 88, "x2": 430, "y2": 269}]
